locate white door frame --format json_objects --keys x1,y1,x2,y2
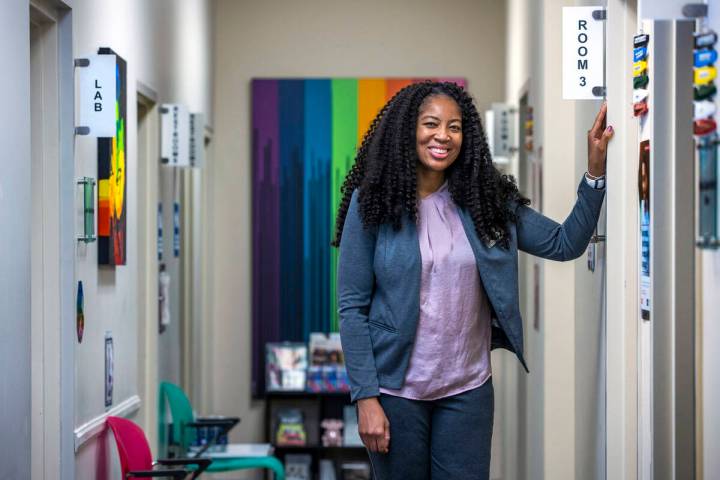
[
  {"x1": 29, "y1": 0, "x2": 75, "y2": 478},
  {"x1": 198, "y1": 128, "x2": 215, "y2": 413},
  {"x1": 605, "y1": 1, "x2": 640, "y2": 479},
  {"x1": 181, "y1": 127, "x2": 213, "y2": 410},
  {"x1": 136, "y1": 83, "x2": 160, "y2": 450}
]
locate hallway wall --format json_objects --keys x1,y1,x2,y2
[
  {"x1": 70, "y1": 0, "x2": 213, "y2": 478},
  {"x1": 504, "y1": 1, "x2": 612, "y2": 478},
  {"x1": 502, "y1": 2, "x2": 536, "y2": 480},
  {"x1": 211, "y1": 0, "x2": 508, "y2": 473}
]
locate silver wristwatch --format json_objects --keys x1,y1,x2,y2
[{"x1": 584, "y1": 172, "x2": 606, "y2": 190}]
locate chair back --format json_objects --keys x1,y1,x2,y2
[
  {"x1": 160, "y1": 381, "x2": 196, "y2": 451},
  {"x1": 107, "y1": 416, "x2": 153, "y2": 478}
]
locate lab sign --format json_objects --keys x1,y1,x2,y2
[
  {"x1": 562, "y1": 6, "x2": 605, "y2": 100},
  {"x1": 76, "y1": 54, "x2": 117, "y2": 137}
]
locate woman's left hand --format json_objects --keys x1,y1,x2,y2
[{"x1": 587, "y1": 102, "x2": 614, "y2": 177}]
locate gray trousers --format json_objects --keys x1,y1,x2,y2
[{"x1": 367, "y1": 378, "x2": 494, "y2": 480}]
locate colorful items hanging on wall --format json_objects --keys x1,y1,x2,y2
[
  {"x1": 173, "y1": 201, "x2": 180, "y2": 257},
  {"x1": 157, "y1": 203, "x2": 164, "y2": 261},
  {"x1": 251, "y1": 77, "x2": 466, "y2": 395},
  {"x1": 159, "y1": 264, "x2": 171, "y2": 334},
  {"x1": 76, "y1": 281, "x2": 85, "y2": 343},
  {"x1": 638, "y1": 140, "x2": 651, "y2": 320},
  {"x1": 632, "y1": 34, "x2": 649, "y2": 118},
  {"x1": 524, "y1": 106, "x2": 534, "y2": 152},
  {"x1": 693, "y1": 23, "x2": 720, "y2": 248},
  {"x1": 692, "y1": 29, "x2": 718, "y2": 137},
  {"x1": 97, "y1": 48, "x2": 127, "y2": 266}
]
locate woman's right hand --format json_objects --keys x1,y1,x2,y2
[{"x1": 357, "y1": 397, "x2": 390, "y2": 453}]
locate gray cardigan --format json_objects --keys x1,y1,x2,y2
[{"x1": 337, "y1": 178, "x2": 605, "y2": 402}]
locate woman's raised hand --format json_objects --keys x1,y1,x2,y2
[
  {"x1": 357, "y1": 397, "x2": 390, "y2": 453},
  {"x1": 587, "y1": 102, "x2": 614, "y2": 177}
]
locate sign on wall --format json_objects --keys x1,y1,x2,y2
[
  {"x1": 562, "y1": 6, "x2": 606, "y2": 100},
  {"x1": 76, "y1": 54, "x2": 117, "y2": 137},
  {"x1": 491, "y1": 103, "x2": 516, "y2": 158},
  {"x1": 189, "y1": 113, "x2": 205, "y2": 168},
  {"x1": 639, "y1": 140, "x2": 651, "y2": 320},
  {"x1": 161, "y1": 104, "x2": 190, "y2": 167}
]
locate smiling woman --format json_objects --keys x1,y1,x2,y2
[{"x1": 332, "y1": 81, "x2": 611, "y2": 480}]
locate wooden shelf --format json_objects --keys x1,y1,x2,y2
[
  {"x1": 264, "y1": 390, "x2": 350, "y2": 398},
  {"x1": 272, "y1": 444, "x2": 366, "y2": 451},
  {"x1": 264, "y1": 390, "x2": 369, "y2": 479}
]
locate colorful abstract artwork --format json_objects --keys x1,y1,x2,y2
[
  {"x1": 97, "y1": 48, "x2": 127, "y2": 266},
  {"x1": 251, "y1": 77, "x2": 466, "y2": 394}
]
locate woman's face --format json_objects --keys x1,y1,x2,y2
[{"x1": 415, "y1": 94, "x2": 463, "y2": 173}]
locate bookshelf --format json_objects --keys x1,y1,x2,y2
[{"x1": 263, "y1": 391, "x2": 371, "y2": 480}]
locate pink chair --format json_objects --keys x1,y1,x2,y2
[{"x1": 107, "y1": 416, "x2": 211, "y2": 479}]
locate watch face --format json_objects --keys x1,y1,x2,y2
[{"x1": 587, "y1": 174, "x2": 605, "y2": 189}]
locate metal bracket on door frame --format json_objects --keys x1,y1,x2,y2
[
  {"x1": 682, "y1": 3, "x2": 708, "y2": 18},
  {"x1": 590, "y1": 234, "x2": 606, "y2": 243}
]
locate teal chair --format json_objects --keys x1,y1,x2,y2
[{"x1": 159, "y1": 382, "x2": 284, "y2": 479}]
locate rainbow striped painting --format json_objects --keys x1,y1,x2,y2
[
  {"x1": 97, "y1": 48, "x2": 127, "y2": 266},
  {"x1": 251, "y1": 77, "x2": 466, "y2": 394}
]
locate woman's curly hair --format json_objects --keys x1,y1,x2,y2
[{"x1": 332, "y1": 81, "x2": 529, "y2": 249}]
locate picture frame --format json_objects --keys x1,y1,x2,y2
[
  {"x1": 265, "y1": 342, "x2": 307, "y2": 392},
  {"x1": 104, "y1": 332, "x2": 114, "y2": 407}
]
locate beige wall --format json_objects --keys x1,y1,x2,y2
[{"x1": 211, "y1": 0, "x2": 507, "y2": 458}]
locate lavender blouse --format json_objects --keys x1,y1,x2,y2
[{"x1": 379, "y1": 182, "x2": 492, "y2": 400}]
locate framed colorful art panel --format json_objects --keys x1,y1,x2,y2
[
  {"x1": 251, "y1": 77, "x2": 466, "y2": 395},
  {"x1": 97, "y1": 48, "x2": 127, "y2": 266}
]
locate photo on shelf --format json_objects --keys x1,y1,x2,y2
[
  {"x1": 275, "y1": 408, "x2": 307, "y2": 447},
  {"x1": 307, "y1": 332, "x2": 350, "y2": 393},
  {"x1": 266, "y1": 342, "x2": 308, "y2": 391},
  {"x1": 340, "y1": 462, "x2": 371, "y2": 480},
  {"x1": 285, "y1": 453, "x2": 312, "y2": 480},
  {"x1": 309, "y1": 332, "x2": 344, "y2": 366}
]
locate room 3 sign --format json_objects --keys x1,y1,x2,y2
[{"x1": 562, "y1": 6, "x2": 606, "y2": 100}]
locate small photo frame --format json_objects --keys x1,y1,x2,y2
[
  {"x1": 266, "y1": 342, "x2": 307, "y2": 392},
  {"x1": 105, "y1": 332, "x2": 114, "y2": 408}
]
